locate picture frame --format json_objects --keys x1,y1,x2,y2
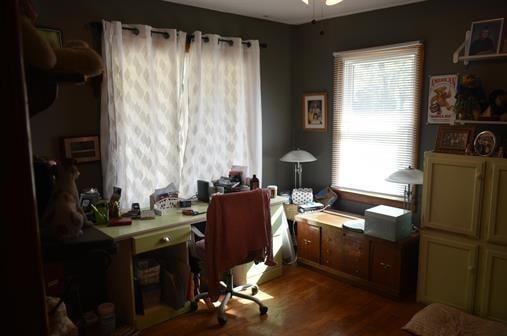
[
  {"x1": 62, "y1": 136, "x2": 100, "y2": 163},
  {"x1": 473, "y1": 131, "x2": 496, "y2": 157},
  {"x1": 302, "y1": 92, "x2": 327, "y2": 132},
  {"x1": 427, "y1": 74, "x2": 458, "y2": 124},
  {"x1": 466, "y1": 18, "x2": 504, "y2": 56},
  {"x1": 435, "y1": 125, "x2": 476, "y2": 154},
  {"x1": 36, "y1": 27, "x2": 63, "y2": 48}
]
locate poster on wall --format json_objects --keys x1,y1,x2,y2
[{"x1": 427, "y1": 74, "x2": 458, "y2": 124}]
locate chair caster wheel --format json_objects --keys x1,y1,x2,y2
[
  {"x1": 260, "y1": 306, "x2": 268, "y2": 315},
  {"x1": 190, "y1": 301, "x2": 198, "y2": 312},
  {"x1": 218, "y1": 316, "x2": 227, "y2": 326},
  {"x1": 251, "y1": 286, "x2": 258, "y2": 296}
]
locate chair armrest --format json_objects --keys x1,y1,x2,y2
[{"x1": 191, "y1": 225, "x2": 205, "y2": 239}]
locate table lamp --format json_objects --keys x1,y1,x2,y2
[
  {"x1": 280, "y1": 149, "x2": 317, "y2": 189},
  {"x1": 385, "y1": 166, "x2": 423, "y2": 210}
]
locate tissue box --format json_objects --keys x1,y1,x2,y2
[{"x1": 364, "y1": 205, "x2": 412, "y2": 242}]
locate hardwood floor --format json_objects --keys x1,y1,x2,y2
[{"x1": 141, "y1": 265, "x2": 423, "y2": 336}]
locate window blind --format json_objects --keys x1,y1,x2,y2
[{"x1": 332, "y1": 42, "x2": 423, "y2": 198}]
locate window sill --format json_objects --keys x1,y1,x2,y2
[{"x1": 331, "y1": 187, "x2": 407, "y2": 209}]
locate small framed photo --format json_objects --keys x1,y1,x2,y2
[
  {"x1": 435, "y1": 125, "x2": 476, "y2": 154},
  {"x1": 36, "y1": 27, "x2": 63, "y2": 48},
  {"x1": 63, "y1": 136, "x2": 100, "y2": 163},
  {"x1": 467, "y1": 18, "x2": 504, "y2": 56},
  {"x1": 474, "y1": 131, "x2": 496, "y2": 157},
  {"x1": 303, "y1": 92, "x2": 327, "y2": 132}
]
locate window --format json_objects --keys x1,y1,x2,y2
[{"x1": 332, "y1": 42, "x2": 423, "y2": 199}]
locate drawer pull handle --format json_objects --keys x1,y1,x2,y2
[
  {"x1": 380, "y1": 262, "x2": 391, "y2": 270},
  {"x1": 303, "y1": 239, "x2": 312, "y2": 245},
  {"x1": 160, "y1": 236, "x2": 171, "y2": 243}
]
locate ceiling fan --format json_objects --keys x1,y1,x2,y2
[
  {"x1": 301, "y1": 0, "x2": 344, "y2": 5},
  {"x1": 301, "y1": 0, "x2": 344, "y2": 34}
]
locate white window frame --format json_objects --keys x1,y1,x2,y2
[{"x1": 331, "y1": 41, "x2": 424, "y2": 202}]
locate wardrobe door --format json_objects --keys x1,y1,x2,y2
[
  {"x1": 422, "y1": 153, "x2": 485, "y2": 238},
  {"x1": 485, "y1": 161, "x2": 507, "y2": 245},
  {"x1": 417, "y1": 231, "x2": 478, "y2": 312},
  {"x1": 477, "y1": 247, "x2": 507, "y2": 323}
]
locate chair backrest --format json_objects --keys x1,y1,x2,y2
[{"x1": 205, "y1": 189, "x2": 275, "y2": 300}]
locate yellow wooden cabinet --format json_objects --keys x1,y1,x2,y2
[
  {"x1": 418, "y1": 230, "x2": 478, "y2": 311},
  {"x1": 484, "y1": 161, "x2": 507, "y2": 245},
  {"x1": 421, "y1": 154, "x2": 484, "y2": 237},
  {"x1": 418, "y1": 152, "x2": 507, "y2": 322},
  {"x1": 477, "y1": 247, "x2": 507, "y2": 322}
]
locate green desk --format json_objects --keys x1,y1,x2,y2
[{"x1": 96, "y1": 197, "x2": 286, "y2": 329}]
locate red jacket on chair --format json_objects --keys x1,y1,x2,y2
[{"x1": 205, "y1": 189, "x2": 276, "y2": 301}]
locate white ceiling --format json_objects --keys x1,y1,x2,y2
[{"x1": 164, "y1": 0, "x2": 427, "y2": 25}]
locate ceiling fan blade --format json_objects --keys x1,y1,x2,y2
[{"x1": 326, "y1": 0, "x2": 344, "y2": 5}]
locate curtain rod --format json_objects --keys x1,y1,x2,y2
[{"x1": 120, "y1": 25, "x2": 267, "y2": 48}]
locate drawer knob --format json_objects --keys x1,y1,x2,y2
[
  {"x1": 380, "y1": 262, "x2": 391, "y2": 270},
  {"x1": 160, "y1": 236, "x2": 171, "y2": 243}
]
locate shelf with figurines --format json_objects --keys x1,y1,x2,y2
[
  {"x1": 453, "y1": 18, "x2": 507, "y2": 65},
  {"x1": 427, "y1": 73, "x2": 507, "y2": 125},
  {"x1": 21, "y1": 10, "x2": 103, "y2": 117}
]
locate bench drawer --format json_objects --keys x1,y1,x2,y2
[{"x1": 133, "y1": 226, "x2": 191, "y2": 254}]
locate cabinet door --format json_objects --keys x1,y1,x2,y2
[
  {"x1": 485, "y1": 162, "x2": 507, "y2": 245},
  {"x1": 297, "y1": 221, "x2": 321, "y2": 264},
  {"x1": 339, "y1": 230, "x2": 369, "y2": 279},
  {"x1": 321, "y1": 225, "x2": 342, "y2": 270},
  {"x1": 417, "y1": 231, "x2": 478, "y2": 311},
  {"x1": 371, "y1": 240, "x2": 400, "y2": 290},
  {"x1": 477, "y1": 247, "x2": 507, "y2": 323},
  {"x1": 422, "y1": 153, "x2": 484, "y2": 237}
]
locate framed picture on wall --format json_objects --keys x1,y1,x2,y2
[
  {"x1": 427, "y1": 74, "x2": 458, "y2": 124},
  {"x1": 62, "y1": 136, "x2": 100, "y2": 163},
  {"x1": 303, "y1": 92, "x2": 327, "y2": 132},
  {"x1": 36, "y1": 26, "x2": 63, "y2": 48},
  {"x1": 466, "y1": 18, "x2": 504, "y2": 56},
  {"x1": 434, "y1": 125, "x2": 475, "y2": 155}
]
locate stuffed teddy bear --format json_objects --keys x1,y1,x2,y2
[
  {"x1": 41, "y1": 160, "x2": 89, "y2": 240},
  {"x1": 481, "y1": 89, "x2": 507, "y2": 121},
  {"x1": 20, "y1": 0, "x2": 103, "y2": 80},
  {"x1": 454, "y1": 74, "x2": 487, "y2": 120}
]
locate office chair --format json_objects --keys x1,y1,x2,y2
[{"x1": 189, "y1": 189, "x2": 274, "y2": 326}]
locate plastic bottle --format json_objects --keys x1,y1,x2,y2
[{"x1": 250, "y1": 174, "x2": 259, "y2": 190}]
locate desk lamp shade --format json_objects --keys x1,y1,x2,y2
[
  {"x1": 386, "y1": 166, "x2": 423, "y2": 210},
  {"x1": 280, "y1": 149, "x2": 317, "y2": 188}
]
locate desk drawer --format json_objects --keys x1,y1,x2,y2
[{"x1": 133, "y1": 226, "x2": 191, "y2": 254}]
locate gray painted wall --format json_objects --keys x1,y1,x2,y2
[
  {"x1": 292, "y1": 0, "x2": 507, "y2": 216},
  {"x1": 30, "y1": 0, "x2": 507, "y2": 215},
  {"x1": 30, "y1": 0, "x2": 293, "y2": 192}
]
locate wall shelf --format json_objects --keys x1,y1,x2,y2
[{"x1": 453, "y1": 30, "x2": 507, "y2": 65}]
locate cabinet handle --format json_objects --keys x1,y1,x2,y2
[
  {"x1": 475, "y1": 172, "x2": 483, "y2": 181},
  {"x1": 304, "y1": 239, "x2": 312, "y2": 245},
  {"x1": 160, "y1": 236, "x2": 171, "y2": 243},
  {"x1": 380, "y1": 262, "x2": 391, "y2": 270}
]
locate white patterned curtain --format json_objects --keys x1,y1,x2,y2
[
  {"x1": 101, "y1": 21, "x2": 187, "y2": 207},
  {"x1": 179, "y1": 32, "x2": 262, "y2": 197},
  {"x1": 101, "y1": 24, "x2": 262, "y2": 204}
]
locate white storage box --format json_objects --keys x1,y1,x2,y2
[{"x1": 364, "y1": 205, "x2": 412, "y2": 242}]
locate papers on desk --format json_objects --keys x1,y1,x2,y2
[{"x1": 298, "y1": 201, "x2": 324, "y2": 213}]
